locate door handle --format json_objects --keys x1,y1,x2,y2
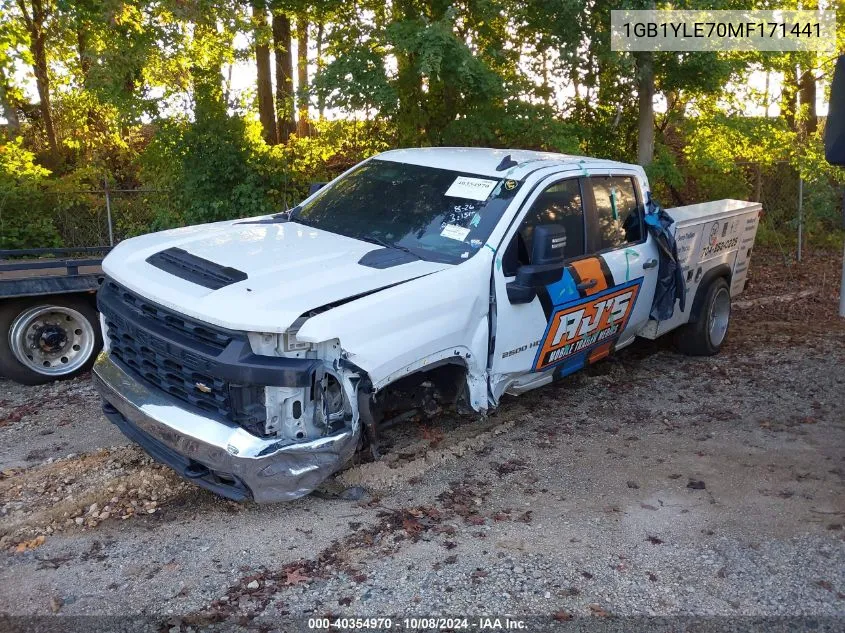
[
  {"x1": 642, "y1": 258, "x2": 658, "y2": 269},
  {"x1": 576, "y1": 278, "x2": 598, "y2": 291}
]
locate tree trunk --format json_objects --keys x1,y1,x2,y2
[
  {"x1": 541, "y1": 47, "x2": 550, "y2": 108},
  {"x1": 295, "y1": 13, "x2": 309, "y2": 137},
  {"x1": 272, "y1": 10, "x2": 295, "y2": 141},
  {"x1": 315, "y1": 20, "x2": 325, "y2": 118},
  {"x1": 763, "y1": 71, "x2": 770, "y2": 117},
  {"x1": 636, "y1": 51, "x2": 655, "y2": 167},
  {"x1": 252, "y1": 2, "x2": 277, "y2": 144},
  {"x1": 77, "y1": 27, "x2": 90, "y2": 85},
  {"x1": 18, "y1": 0, "x2": 59, "y2": 162},
  {"x1": 798, "y1": 65, "x2": 817, "y2": 137},
  {"x1": 76, "y1": 22, "x2": 100, "y2": 134},
  {"x1": 781, "y1": 65, "x2": 798, "y2": 131}
]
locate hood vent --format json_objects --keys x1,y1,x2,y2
[
  {"x1": 358, "y1": 247, "x2": 420, "y2": 269},
  {"x1": 146, "y1": 247, "x2": 248, "y2": 290}
]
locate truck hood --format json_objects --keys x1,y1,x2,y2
[{"x1": 102, "y1": 219, "x2": 451, "y2": 333}]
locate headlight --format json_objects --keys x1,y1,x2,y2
[
  {"x1": 283, "y1": 329, "x2": 312, "y2": 352},
  {"x1": 248, "y1": 327, "x2": 313, "y2": 356}
]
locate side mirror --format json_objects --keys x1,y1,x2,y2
[
  {"x1": 825, "y1": 55, "x2": 845, "y2": 166},
  {"x1": 506, "y1": 224, "x2": 568, "y2": 304},
  {"x1": 309, "y1": 182, "x2": 328, "y2": 195}
]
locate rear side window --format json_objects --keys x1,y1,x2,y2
[
  {"x1": 502, "y1": 178, "x2": 585, "y2": 275},
  {"x1": 589, "y1": 176, "x2": 643, "y2": 250}
]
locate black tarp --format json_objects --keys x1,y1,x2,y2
[
  {"x1": 644, "y1": 194, "x2": 686, "y2": 321},
  {"x1": 825, "y1": 55, "x2": 845, "y2": 166}
]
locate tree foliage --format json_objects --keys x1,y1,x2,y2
[{"x1": 0, "y1": 0, "x2": 842, "y2": 248}]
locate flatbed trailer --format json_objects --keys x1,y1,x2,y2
[{"x1": 0, "y1": 247, "x2": 108, "y2": 384}]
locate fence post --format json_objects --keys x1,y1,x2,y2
[
  {"x1": 104, "y1": 177, "x2": 114, "y2": 247},
  {"x1": 797, "y1": 177, "x2": 803, "y2": 262},
  {"x1": 840, "y1": 240, "x2": 845, "y2": 318},
  {"x1": 841, "y1": 187, "x2": 845, "y2": 318}
]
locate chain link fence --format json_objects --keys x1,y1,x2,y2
[
  {"x1": 3, "y1": 166, "x2": 842, "y2": 257},
  {"x1": 38, "y1": 186, "x2": 170, "y2": 249},
  {"x1": 0, "y1": 181, "x2": 173, "y2": 251},
  {"x1": 737, "y1": 161, "x2": 843, "y2": 261},
  {"x1": 654, "y1": 160, "x2": 843, "y2": 261}
]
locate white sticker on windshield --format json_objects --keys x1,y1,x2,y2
[
  {"x1": 440, "y1": 224, "x2": 471, "y2": 241},
  {"x1": 445, "y1": 176, "x2": 499, "y2": 201}
]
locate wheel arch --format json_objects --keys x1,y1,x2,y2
[
  {"x1": 688, "y1": 264, "x2": 732, "y2": 324},
  {"x1": 375, "y1": 356, "x2": 470, "y2": 400},
  {"x1": 354, "y1": 356, "x2": 472, "y2": 459}
]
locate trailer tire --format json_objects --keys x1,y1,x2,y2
[
  {"x1": 677, "y1": 277, "x2": 731, "y2": 356},
  {"x1": 0, "y1": 296, "x2": 102, "y2": 385}
]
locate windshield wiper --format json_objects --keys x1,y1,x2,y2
[
  {"x1": 276, "y1": 205, "x2": 302, "y2": 221},
  {"x1": 288, "y1": 209, "x2": 321, "y2": 227},
  {"x1": 358, "y1": 236, "x2": 420, "y2": 258}
]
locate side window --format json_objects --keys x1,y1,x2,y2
[
  {"x1": 589, "y1": 176, "x2": 643, "y2": 250},
  {"x1": 502, "y1": 179, "x2": 585, "y2": 275}
]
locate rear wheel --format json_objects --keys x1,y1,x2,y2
[
  {"x1": 0, "y1": 296, "x2": 102, "y2": 385},
  {"x1": 677, "y1": 277, "x2": 731, "y2": 356}
]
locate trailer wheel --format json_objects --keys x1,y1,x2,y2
[
  {"x1": 677, "y1": 277, "x2": 731, "y2": 356},
  {"x1": 0, "y1": 296, "x2": 102, "y2": 385}
]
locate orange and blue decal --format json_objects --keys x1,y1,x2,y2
[{"x1": 533, "y1": 256, "x2": 642, "y2": 375}]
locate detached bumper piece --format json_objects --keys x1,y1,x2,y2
[{"x1": 94, "y1": 353, "x2": 360, "y2": 503}]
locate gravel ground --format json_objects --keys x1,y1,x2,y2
[{"x1": 0, "y1": 248, "x2": 843, "y2": 631}]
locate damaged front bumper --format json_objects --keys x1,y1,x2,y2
[{"x1": 93, "y1": 353, "x2": 360, "y2": 503}]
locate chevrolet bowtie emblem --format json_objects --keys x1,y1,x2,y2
[{"x1": 195, "y1": 382, "x2": 212, "y2": 394}]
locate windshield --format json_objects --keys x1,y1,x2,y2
[{"x1": 293, "y1": 159, "x2": 523, "y2": 264}]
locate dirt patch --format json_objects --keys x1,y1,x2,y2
[
  {"x1": 0, "y1": 445, "x2": 189, "y2": 550},
  {"x1": 739, "y1": 248, "x2": 845, "y2": 329},
  {"x1": 337, "y1": 414, "x2": 523, "y2": 491},
  {"x1": 0, "y1": 247, "x2": 842, "y2": 621}
]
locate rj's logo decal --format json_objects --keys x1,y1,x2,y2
[{"x1": 534, "y1": 279, "x2": 641, "y2": 371}]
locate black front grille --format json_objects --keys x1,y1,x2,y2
[
  {"x1": 98, "y1": 279, "x2": 267, "y2": 435},
  {"x1": 103, "y1": 280, "x2": 232, "y2": 353}
]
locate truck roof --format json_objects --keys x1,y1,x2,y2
[{"x1": 375, "y1": 147, "x2": 644, "y2": 180}]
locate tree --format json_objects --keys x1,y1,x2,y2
[
  {"x1": 272, "y1": 7, "x2": 295, "y2": 140},
  {"x1": 253, "y1": 1, "x2": 277, "y2": 144},
  {"x1": 1, "y1": 0, "x2": 840, "y2": 252},
  {"x1": 636, "y1": 52, "x2": 655, "y2": 166},
  {"x1": 781, "y1": 64, "x2": 798, "y2": 131},
  {"x1": 314, "y1": 18, "x2": 325, "y2": 117},
  {"x1": 16, "y1": 0, "x2": 59, "y2": 162},
  {"x1": 295, "y1": 11, "x2": 309, "y2": 136},
  {"x1": 797, "y1": 0, "x2": 818, "y2": 138},
  {"x1": 798, "y1": 62, "x2": 817, "y2": 137}
]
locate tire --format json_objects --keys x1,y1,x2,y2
[
  {"x1": 0, "y1": 295, "x2": 103, "y2": 385},
  {"x1": 677, "y1": 277, "x2": 731, "y2": 356}
]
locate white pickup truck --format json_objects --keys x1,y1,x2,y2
[{"x1": 92, "y1": 148, "x2": 761, "y2": 502}]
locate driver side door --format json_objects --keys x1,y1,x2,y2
[{"x1": 489, "y1": 174, "x2": 648, "y2": 400}]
